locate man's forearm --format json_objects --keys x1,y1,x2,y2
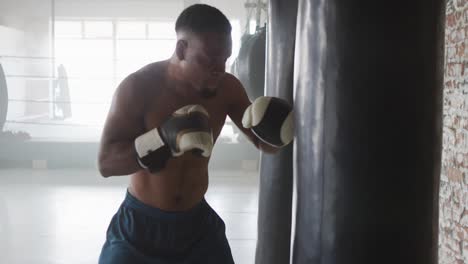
[{"x1": 98, "y1": 141, "x2": 142, "y2": 177}]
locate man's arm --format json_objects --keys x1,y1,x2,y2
[
  {"x1": 225, "y1": 75, "x2": 280, "y2": 154},
  {"x1": 98, "y1": 73, "x2": 146, "y2": 177}
]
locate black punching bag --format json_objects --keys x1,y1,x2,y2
[
  {"x1": 0, "y1": 64, "x2": 8, "y2": 132},
  {"x1": 233, "y1": 27, "x2": 266, "y2": 101},
  {"x1": 292, "y1": 0, "x2": 445, "y2": 264},
  {"x1": 255, "y1": 0, "x2": 298, "y2": 263}
]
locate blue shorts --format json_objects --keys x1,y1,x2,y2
[{"x1": 99, "y1": 190, "x2": 235, "y2": 264}]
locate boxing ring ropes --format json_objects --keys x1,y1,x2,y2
[
  {"x1": 0, "y1": 55, "x2": 257, "y2": 169},
  {"x1": 0, "y1": 55, "x2": 108, "y2": 140}
]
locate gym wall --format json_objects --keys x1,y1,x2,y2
[{"x1": 439, "y1": 1, "x2": 468, "y2": 263}]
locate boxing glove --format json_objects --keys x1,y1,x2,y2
[
  {"x1": 135, "y1": 105, "x2": 213, "y2": 173},
  {"x1": 242, "y1": 96, "x2": 294, "y2": 148}
]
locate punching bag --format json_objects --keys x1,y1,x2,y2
[
  {"x1": 255, "y1": 0, "x2": 298, "y2": 263},
  {"x1": 232, "y1": 26, "x2": 266, "y2": 101},
  {"x1": 292, "y1": 0, "x2": 445, "y2": 264},
  {"x1": 0, "y1": 63, "x2": 8, "y2": 132}
]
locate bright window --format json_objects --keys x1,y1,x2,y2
[
  {"x1": 55, "y1": 21, "x2": 82, "y2": 38},
  {"x1": 53, "y1": 19, "x2": 242, "y2": 141},
  {"x1": 148, "y1": 22, "x2": 175, "y2": 39},
  {"x1": 117, "y1": 21, "x2": 146, "y2": 39},
  {"x1": 84, "y1": 21, "x2": 113, "y2": 38}
]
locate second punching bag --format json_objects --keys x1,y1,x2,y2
[
  {"x1": 255, "y1": 0, "x2": 298, "y2": 264},
  {"x1": 232, "y1": 27, "x2": 266, "y2": 101}
]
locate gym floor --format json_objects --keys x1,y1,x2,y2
[{"x1": 0, "y1": 169, "x2": 259, "y2": 264}]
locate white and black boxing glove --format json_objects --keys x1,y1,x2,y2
[
  {"x1": 134, "y1": 105, "x2": 213, "y2": 173},
  {"x1": 242, "y1": 96, "x2": 294, "y2": 148}
]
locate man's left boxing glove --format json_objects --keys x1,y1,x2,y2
[
  {"x1": 242, "y1": 96, "x2": 294, "y2": 148},
  {"x1": 134, "y1": 104, "x2": 213, "y2": 173}
]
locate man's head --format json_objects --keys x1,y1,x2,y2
[{"x1": 173, "y1": 4, "x2": 232, "y2": 98}]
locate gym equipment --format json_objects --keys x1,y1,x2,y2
[
  {"x1": 292, "y1": 0, "x2": 444, "y2": 263},
  {"x1": 255, "y1": 0, "x2": 298, "y2": 263}
]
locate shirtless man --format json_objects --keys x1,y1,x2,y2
[{"x1": 97, "y1": 4, "x2": 293, "y2": 264}]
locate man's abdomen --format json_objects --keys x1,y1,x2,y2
[{"x1": 129, "y1": 154, "x2": 209, "y2": 211}]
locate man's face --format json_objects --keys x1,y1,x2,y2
[{"x1": 183, "y1": 32, "x2": 232, "y2": 98}]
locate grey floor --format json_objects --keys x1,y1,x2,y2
[{"x1": 0, "y1": 169, "x2": 259, "y2": 264}]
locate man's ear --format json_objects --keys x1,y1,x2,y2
[{"x1": 176, "y1": 40, "x2": 188, "y2": 61}]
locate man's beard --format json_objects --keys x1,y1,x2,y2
[{"x1": 199, "y1": 87, "x2": 217, "y2": 98}]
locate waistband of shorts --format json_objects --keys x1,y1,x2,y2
[{"x1": 122, "y1": 189, "x2": 210, "y2": 221}]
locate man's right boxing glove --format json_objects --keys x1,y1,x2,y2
[
  {"x1": 242, "y1": 96, "x2": 294, "y2": 148},
  {"x1": 134, "y1": 104, "x2": 213, "y2": 173}
]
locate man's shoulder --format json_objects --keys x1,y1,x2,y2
[
  {"x1": 115, "y1": 61, "x2": 167, "y2": 103},
  {"x1": 223, "y1": 72, "x2": 241, "y2": 83},
  {"x1": 134, "y1": 61, "x2": 168, "y2": 82},
  {"x1": 222, "y1": 72, "x2": 245, "y2": 97},
  {"x1": 125, "y1": 61, "x2": 168, "y2": 94}
]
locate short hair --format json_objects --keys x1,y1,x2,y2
[{"x1": 175, "y1": 4, "x2": 232, "y2": 35}]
